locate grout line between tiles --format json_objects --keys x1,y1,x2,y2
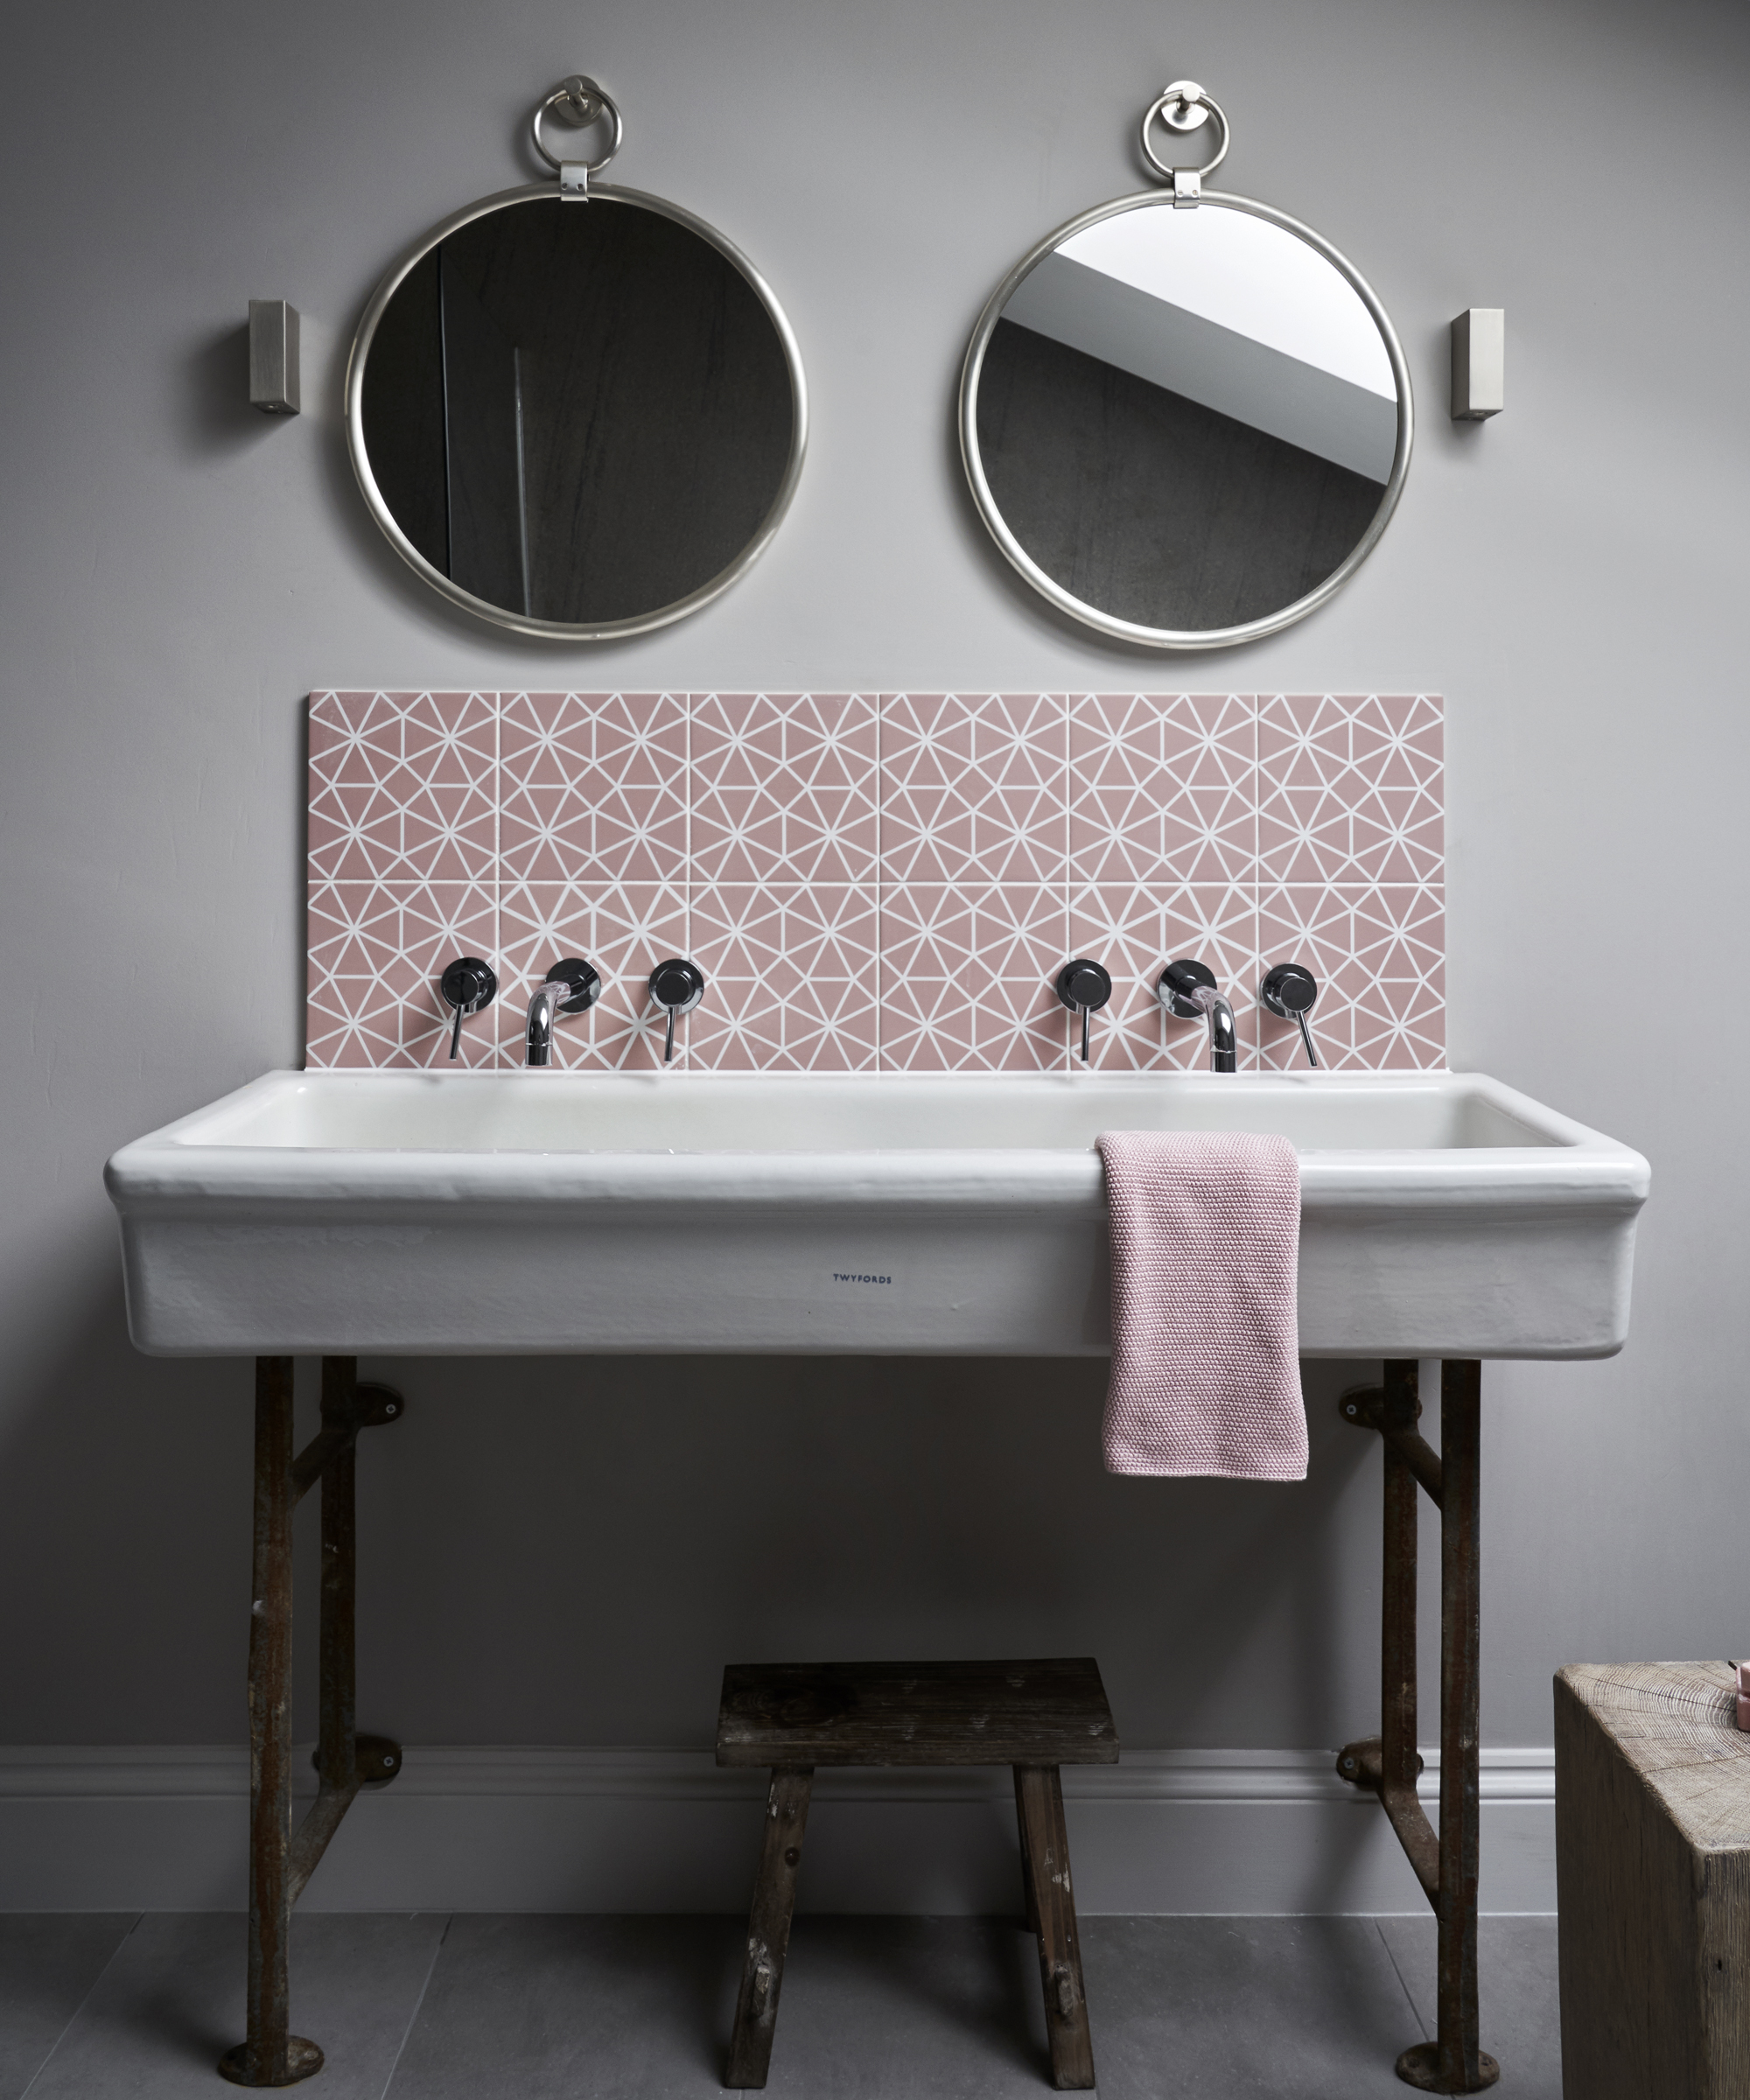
[
  {"x1": 17, "y1": 1912, "x2": 145, "y2": 2099},
  {"x1": 377, "y1": 1912, "x2": 456, "y2": 2100},
  {"x1": 1372, "y1": 1917, "x2": 1432, "y2": 2044}
]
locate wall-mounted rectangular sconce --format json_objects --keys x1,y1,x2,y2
[
  {"x1": 1451, "y1": 308, "x2": 1504, "y2": 421},
  {"x1": 248, "y1": 299, "x2": 300, "y2": 415}
]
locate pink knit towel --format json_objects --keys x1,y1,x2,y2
[{"x1": 1096, "y1": 1130, "x2": 1306, "y2": 1480}]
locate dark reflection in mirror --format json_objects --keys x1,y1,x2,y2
[
  {"x1": 360, "y1": 199, "x2": 796, "y2": 626},
  {"x1": 966, "y1": 201, "x2": 1404, "y2": 637}
]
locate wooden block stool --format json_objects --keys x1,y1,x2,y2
[
  {"x1": 1557, "y1": 1662, "x2": 1750, "y2": 2097},
  {"x1": 716, "y1": 1656, "x2": 1118, "y2": 2090}
]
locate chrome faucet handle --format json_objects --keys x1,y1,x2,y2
[
  {"x1": 1158, "y1": 957, "x2": 1216, "y2": 1019},
  {"x1": 438, "y1": 957, "x2": 498, "y2": 1060},
  {"x1": 524, "y1": 958, "x2": 600, "y2": 1067},
  {"x1": 1055, "y1": 959, "x2": 1112, "y2": 1064},
  {"x1": 541, "y1": 958, "x2": 601, "y2": 1014},
  {"x1": 1259, "y1": 962, "x2": 1321, "y2": 1068},
  {"x1": 648, "y1": 958, "x2": 705, "y2": 1065}
]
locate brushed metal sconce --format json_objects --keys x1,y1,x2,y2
[
  {"x1": 248, "y1": 299, "x2": 300, "y2": 415},
  {"x1": 1451, "y1": 308, "x2": 1503, "y2": 421}
]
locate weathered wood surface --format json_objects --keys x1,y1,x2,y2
[
  {"x1": 1016, "y1": 1763, "x2": 1096, "y2": 2090},
  {"x1": 1557, "y1": 1662, "x2": 1750, "y2": 2100},
  {"x1": 724, "y1": 1765, "x2": 812, "y2": 2091},
  {"x1": 716, "y1": 1657, "x2": 1117, "y2": 1768},
  {"x1": 720, "y1": 1659, "x2": 1113, "y2": 2089}
]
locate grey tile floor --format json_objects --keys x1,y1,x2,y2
[{"x1": 2, "y1": 1912, "x2": 1559, "y2": 2098}]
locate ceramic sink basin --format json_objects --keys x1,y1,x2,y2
[{"x1": 104, "y1": 1068, "x2": 1648, "y2": 1360}]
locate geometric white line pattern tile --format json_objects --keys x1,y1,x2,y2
[
  {"x1": 309, "y1": 692, "x2": 497, "y2": 884},
  {"x1": 494, "y1": 880, "x2": 687, "y2": 1070},
  {"x1": 306, "y1": 879, "x2": 498, "y2": 1068},
  {"x1": 498, "y1": 691, "x2": 687, "y2": 886},
  {"x1": 878, "y1": 884, "x2": 1068, "y2": 1071},
  {"x1": 1256, "y1": 694, "x2": 1443, "y2": 886},
  {"x1": 1256, "y1": 884, "x2": 1445, "y2": 1070},
  {"x1": 690, "y1": 884, "x2": 879, "y2": 1069},
  {"x1": 691, "y1": 693, "x2": 878, "y2": 885},
  {"x1": 304, "y1": 694, "x2": 1443, "y2": 1074},
  {"x1": 1068, "y1": 692, "x2": 1256, "y2": 887},
  {"x1": 1068, "y1": 881, "x2": 1259, "y2": 1071},
  {"x1": 879, "y1": 693, "x2": 1068, "y2": 887}
]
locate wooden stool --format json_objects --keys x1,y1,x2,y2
[
  {"x1": 716, "y1": 1656, "x2": 1117, "y2": 2091},
  {"x1": 1557, "y1": 1662, "x2": 1750, "y2": 2097}
]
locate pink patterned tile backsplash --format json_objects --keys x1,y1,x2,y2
[{"x1": 307, "y1": 693, "x2": 1444, "y2": 1072}]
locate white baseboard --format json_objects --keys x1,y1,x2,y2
[{"x1": 0, "y1": 1746, "x2": 1555, "y2": 1915}]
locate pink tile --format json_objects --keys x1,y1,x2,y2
[
  {"x1": 1256, "y1": 885, "x2": 1446, "y2": 1070},
  {"x1": 1068, "y1": 693, "x2": 1256, "y2": 886},
  {"x1": 1067, "y1": 883, "x2": 1259, "y2": 1071},
  {"x1": 499, "y1": 691, "x2": 687, "y2": 884},
  {"x1": 690, "y1": 694, "x2": 878, "y2": 884},
  {"x1": 878, "y1": 885, "x2": 1068, "y2": 1071},
  {"x1": 305, "y1": 879, "x2": 497, "y2": 1068},
  {"x1": 688, "y1": 885, "x2": 879, "y2": 1070},
  {"x1": 879, "y1": 693, "x2": 1068, "y2": 885},
  {"x1": 495, "y1": 880, "x2": 688, "y2": 1069},
  {"x1": 308, "y1": 691, "x2": 497, "y2": 882},
  {"x1": 301, "y1": 692, "x2": 1450, "y2": 1081},
  {"x1": 1257, "y1": 694, "x2": 1444, "y2": 885}
]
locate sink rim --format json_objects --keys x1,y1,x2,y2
[{"x1": 105, "y1": 1066, "x2": 1651, "y2": 1222}]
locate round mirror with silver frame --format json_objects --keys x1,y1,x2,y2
[
  {"x1": 959, "y1": 82, "x2": 1411, "y2": 650},
  {"x1": 346, "y1": 76, "x2": 808, "y2": 640}
]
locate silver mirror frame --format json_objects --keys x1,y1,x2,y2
[
  {"x1": 345, "y1": 182, "x2": 808, "y2": 641},
  {"x1": 959, "y1": 189, "x2": 1413, "y2": 652}
]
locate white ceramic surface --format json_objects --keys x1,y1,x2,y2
[{"x1": 104, "y1": 1069, "x2": 1648, "y2": 1360}]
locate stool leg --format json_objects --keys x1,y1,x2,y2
[
  {"x1": 1013, "y1": 1768, "x2": 1040, "y2": 1936},
  {"x1": 726, "y1": 1765, "x2": 813, "y2": 2090},
  {"x1": 1015, "y1": 1764, "x2": 1095, "y2": 2090}
]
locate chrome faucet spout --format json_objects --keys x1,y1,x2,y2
[
  {"x1": 525, "y1": 981, "x2": 565, "y2": 1067},
  {"x1": 1192, "y1": 986, "x2": 1238, "y2": 1074},
  {"x1": 523, "y1": 959, "x2": 602, "y2": 1067},
  {"x1": 1158, "y1": 957, "x2": 1237, "y2": 1074}
]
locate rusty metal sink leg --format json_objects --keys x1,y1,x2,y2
[
  {"x1": 219, "y1": 1356, "x2": 402, "y2": 2088},
  {"x1": 1338, "y1": 1361, "x2": 1500, "y2": 2094}
]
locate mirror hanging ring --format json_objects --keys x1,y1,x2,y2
[
  {"x1": 529, "y1": 74, "x2": 624, "y2": 195},
  {"x1": 959, "y1": 82, "x2": 1412, "y2": 650},
  {"x1": 345, "y1": 74, "x2": 808, "y2": 640},
  {"x1": 1139, "y1": 79, "x2": 1229, "y2": 194}
]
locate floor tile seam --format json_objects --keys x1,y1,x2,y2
[
  {"x1": 15, "y1": 1912, "x2": 144, "y2": 2100},
  {"x1": 1371, "y1": 1916, "x2": 1432, "y2": 2046},
  {"x1": 377, "y1": 1912, "x2": 455, "y2": 2100}
]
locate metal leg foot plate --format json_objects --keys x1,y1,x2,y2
[
  {"x1": 1395, "y1": 2041, "x2": 1501, "y2": 2092},
  {"x1": 218, "y1": 2037, "x2": 326, "y2": 2087}
]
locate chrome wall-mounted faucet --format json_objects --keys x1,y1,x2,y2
[
  {"x1": 1055, "y1": 959, "x2": 1112, "y2": 1063},
  {"x1": 1158, "y1": 959, "x2": 1236, "y2": 1073},
  {"x1": 525, "y1": 959, "x2": 600, "y2": 1066},
  {"x1": 1260, "y1": 962, "x2": 1321, "y2": 1068},
  {"x1": 439, "y1": 957, "x2": 498, "y2": 1060},
  {"x1": 648, "y1": 958, "x2": 705, "y2": 1064}
]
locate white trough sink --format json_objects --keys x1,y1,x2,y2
[{"x1": 105, "y1": 1068, "x2": 1648, "y2": 1361}]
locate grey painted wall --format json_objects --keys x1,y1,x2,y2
[{"x1": 1, "y1": 0, "x2": 1746, "y2": 1770}]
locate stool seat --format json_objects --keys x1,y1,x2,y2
[
  {"x1": 717, "y1": 1656, "x2": 1119, "y2": 1768},
  {"x1": 717, "y1": 1656, "x2": 1116, "y2": 2091}
]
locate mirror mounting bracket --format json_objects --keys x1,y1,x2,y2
[
  {"x1": 531, "y1": 74, "x2": 623, "y2": 183},
  {"x1": 1141, "y1": 80, "x2": 1230, "y2": 186}
]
